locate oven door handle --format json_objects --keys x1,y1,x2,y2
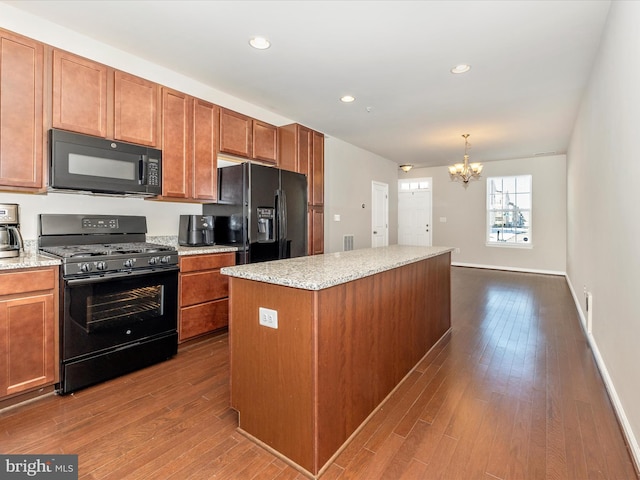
[{"x1": 65, "y1": 266, "x2": 178, "y2": 285}]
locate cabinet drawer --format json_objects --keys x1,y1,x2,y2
[
  {"x1": 179, "y1": 298, "x2": 228, "y2": 342},
  {"x1": 179, "y1": 252, "x2": 235, "y2": 273},
  {"x1": 180, "y1": 270, "x2": 228, "y2": 306},
  {"x1": 0, "y1": 267, "x2": 56, "y2": 296}
]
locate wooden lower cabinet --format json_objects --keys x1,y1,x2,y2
[
  {"x1": 308, "y1": 206, "x2": 324, "y2": 255},
  {"x1": 0, "y1": 266, "x2": 58, "y2": 398},
  {"x1": 178, "y1": 252, "x2": 235, "y2": 342}
]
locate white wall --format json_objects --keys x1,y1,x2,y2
[
  {"x1": 324, "y1": 137, "x2": 398, "y2": 253},
  {"x1": 402, "y1": 154, "x2": 567, "y2": 274},
  {"x1": 567, "y1": 0, "x2": 640, "y2": 464}
]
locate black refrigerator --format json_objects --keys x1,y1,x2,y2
[{"x1": 204, "y1": 162, "x2": 307, "y2": 264}]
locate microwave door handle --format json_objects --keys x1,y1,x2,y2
[{"x1": 139, "y1": 156, "x2": 147, "y2": 185}]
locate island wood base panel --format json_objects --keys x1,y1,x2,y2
[
  {"x1": 238, "y1": 328, "x2": 453, "y2": 479},
  {"x1": 229, "y1": 252, "x2": 451, "y2": 475}
]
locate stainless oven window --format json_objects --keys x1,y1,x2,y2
[{"x1": 83, "y1": 284, "x2": 164, "y2": 332}]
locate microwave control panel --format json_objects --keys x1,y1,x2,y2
[{"x1": 147, "y1": 159, "x2": 160, "y2": 186}]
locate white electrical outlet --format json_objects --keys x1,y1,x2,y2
[{"x1": 259, "y1": 307, "x2": 278, "y2": 329}]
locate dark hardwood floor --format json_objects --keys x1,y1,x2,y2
[{"x1": 1, "y1": 267, "x2": 638, "y2": 479}]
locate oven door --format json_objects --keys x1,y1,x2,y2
[{"x1": 62, "y1": 267, "x2": 178, "y2": 361}]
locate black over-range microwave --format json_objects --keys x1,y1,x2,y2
[{"x1": 49, "y1": 129, "x2": 162, "y2": 196}]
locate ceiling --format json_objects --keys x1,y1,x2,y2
[{"x1": 4, "y1": 0, "x2": 611, "y2": 168}]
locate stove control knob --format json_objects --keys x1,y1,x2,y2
[
  {"x1": 80, "y1": 263, "x2": 92, "y2": 273},
  {"x1": 160, "y1": 256, "x2": 171, "y2": 264},
  {"x1": 96, "y1": 261, "x2": 107, "y2": 270},
  {"x1": 123, "y1": 258, "x2": 136, "y2": 268},
  {"x1": 148, "y1": 256, "x2": 159, "y2": 265}
]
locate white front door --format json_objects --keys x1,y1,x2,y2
[
  {"x1": 398, "y1": 178, "x2": 432, "y2": 246},
  {"x1": 371, "y1": 181, "x2": 388, "y2": 247}
]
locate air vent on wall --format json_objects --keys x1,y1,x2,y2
[{"x1": 343, "y1": 234, "x2": 354, "y2": 252}]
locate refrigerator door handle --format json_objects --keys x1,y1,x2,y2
[
  {"x1": 281, "y1": 189, "x2": 288, "y2": 242},
  {"x1": 277, "y1": 188, "x2": 288, "y2": 258}
]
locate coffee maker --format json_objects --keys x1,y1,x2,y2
[
  {"x1": 178, "y1": 215, "x2": 215, "y2": 246},
  {"x1": 0, "y1": 203, "x2": 24, "y2": 258}
]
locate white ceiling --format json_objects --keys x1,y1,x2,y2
[{"x1": 4, "y1": 0, "x2": 611, "y2": 168}]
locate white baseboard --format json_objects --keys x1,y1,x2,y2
[
  {"x1": 451, "y1": 261, "x2": 566, "y2": 276},
  {"x1": 565, "y1": 275, "x2": 640, "y2": 473}
]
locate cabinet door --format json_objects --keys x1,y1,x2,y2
[
  {"x1": 180, "y1": 270, "x2": 229, "y2": 307},
  {"x1": 0, "y1": 293, "x2": 55, "y2": 397},
  {"x1": 297, "y1": 125, "x2": 312, "y2": 177},
  {"x1": 180, "y1": 299, "x2": 228, "y2": 342},
  {"x1": 312, "y1": 131, "x2": 324, "y2": 206},
  {"x1": 308, "y1": 206, "x2": 324, "y2": 256},
  {"x1": 0, "y1": 30, "x2": 44, "y2": 190},
  {"x1": 114, "y1": 70, "x2": 159, "y2": 146},
  {"x1": 161, "y1": 88, "x2": 192, "y2": 199},
  {"x1": 52, "y1": 49, "x2": 108, "y2": 138},
  {"x1": 253, "y1": 120, "x2": 277, "y2": 164},
  {"x1": 193, "y1": 99, "x2": 218, "y2": 201},
  {"x1": 277, "y1": 124, "x2": 297, "y2": 172},
  {"x1": 219, "y1": 108, "x2": 252, "y2": 158}
]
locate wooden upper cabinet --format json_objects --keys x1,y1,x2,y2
[
  {"x1": 312, "y1": 131, "x2": 324, "y2": 205},
  {"x1": 161, "y1": 87, "x2": 192, "y2": 199},
  {"x1": 0, "y1": 29, "x2": 44, "y2": 190},
  {"x1": 52, "y1": 49, "x2": 108, "y2": 138},
  {"x1": 278, "y1": 123, "x2": 313, "y2": 175},
  {"x1": 253, "y1": 120, "x2": 277, "y2": 164},
  {"x1": 297, "y1": 125, "x2": 312, "y2": 177},
  {"x1": 114, "y1": 70, "x2": 159, "y2": 147},
  {"x1": 53, "y1": 49, "x2": 160, "y2": 146},
  {"x1": 192, "y1": 99, "x2": 218, "y2": 201},
  {"x1": 160, "y1": 88, "x2": 218, "y2": 202},
  {"x1": 278, "y1": 123, "x2": 324, "y2": 205},
  {"x1": 219, "y1": 108, "x2": 252, "y2": 158}
]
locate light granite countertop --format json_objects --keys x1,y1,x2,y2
[
  {"x1": 220, "y1": 245, "x2": 453, "y2": 291},
  {"x1": 146, "y1": 236, "x2": 238, "y2": 256},
  {"x1": 0, "y1": 251, "x2": 61, "y2": 271}
]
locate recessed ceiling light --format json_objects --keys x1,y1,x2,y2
[
  {"x1": 450, "y1": 64, "x2": 471, "y2": 74},
  {"x1": 249, "y1": 36, "x2": 271, "y2": 50},
  {"x1": 340, "y1": 95, "x2": 355, "y2": 103}
]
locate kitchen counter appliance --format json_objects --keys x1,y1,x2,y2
[
  {"x1": 178, "y1": 214, "x2": 214, "y2": 246},
  {"x1": 0, "y1": 203, "x2": 24, "y2": 258},
  {"x1": 38, "y1": 214, "x2": 178, "y2": 394},
  {"x1": 204, "y1": 162, "x2": 307, "y2": 264}
]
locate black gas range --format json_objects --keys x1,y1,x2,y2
[
  {"x1": 39, "y1": 215, "x2": 178, "y2": 277},
  {"x1": 39, "y1": 214, "x2": 179, "y2": 394}
]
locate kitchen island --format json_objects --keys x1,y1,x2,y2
[{"x1": 221, "y1": 245, "x2": 452, "y2": 477}]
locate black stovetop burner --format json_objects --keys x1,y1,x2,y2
[
  {"x1": 40, "y1": 242, "x2": 176, "y2": 259},
  {"x1": 38, "y1": 214, "x2": 179, "y2": 277}
]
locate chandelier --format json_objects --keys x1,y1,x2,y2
[{"x1": 448, "y1": 134, "x2": 483, "y2": 186}]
